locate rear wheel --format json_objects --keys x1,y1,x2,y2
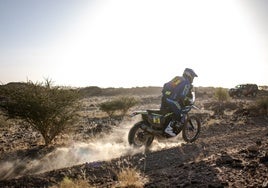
[
  {"x1": 182, "y1": 115, "x2": 201, "y2": 143},
  {"x1": 128, "y1": 121, "x2": 154, "y2": 148}
]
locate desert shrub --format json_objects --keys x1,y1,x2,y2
[
  {"x1": 214, "y1": 87, "x2": 229, "y2": 103},
  {"x1": 0, "y1": 114, "x2": 9, "y2": 127},
  {"x1": 119, "y1": 96, "x2": 139, "y2": 116},
  {"x1": 51, "y1": 177, "x2": 92, "y2": 188},
  {"x1": 256, "y1": 97, "x2": 268, "y2": 115},
  {"x1": 0, "y1": 80, "x2": 79, "y2": 145},
  {"x1": 99, "y1": 96, "x2": 138, "y2": 117},
  {"x1": 116, "y1": 168, "x2": 146, "y2": 188},
  {"x1": 213, "y1": 87, "x2": 229, "y2": 116},
  {"x1": 99, "y1": 100, "x2": 119, "y2": 117}
]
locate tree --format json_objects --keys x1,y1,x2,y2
[{"x1": 0, "y1": 80, "x2": 79, "y2": 145}]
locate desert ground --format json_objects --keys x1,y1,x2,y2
[{"x1": 0, "y1": 86, "x2": 267, "y2": 187}]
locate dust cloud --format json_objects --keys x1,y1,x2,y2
[{"x1": 0, "y1": 118, "x2": 183, "y2": 180}]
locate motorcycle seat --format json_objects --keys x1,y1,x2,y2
[{"x1": 147, "y1": 109, "x2": 165, "y2": 115}]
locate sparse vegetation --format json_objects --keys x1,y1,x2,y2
[
  {"x1": 51, "y1": 168, "x2": 146, "y2": 188},
  {"x1": 256, "y1": 96, "x2": 268, "y2": 115},
  {"x1": 214, "y1": 87, "x2": 229, "y2": 103},
  {"x1": 213, "y1": 87, "x2": 229, "y2": 115},
  {"x1": 99, "y1": 100, "x2": 119, "y2": 117},
  {"x1": 0, "y1": 80, "x2": 79, "y2": 145},
  {"x1": 119, "y1": 96, "x2": 139, "y2": 116},
  {"x1": 116, "y1": 168, "x2": 146, "y2": 188},
  {"x1": 0, "y1": 86, "x2": 268, "y2": 187},
  {"x1": 0, "y1": 114, "x2": 11, "y2": 127},
  {"x1": 99, "y1": 96, "x2": 139, "y2": 117},
  {"x1": 52, "y1": 177, "x2": 92, "y2": 188}
]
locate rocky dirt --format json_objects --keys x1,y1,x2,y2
[{"x1": 0, "y1": 92, "x2": 268, "y2": 187}]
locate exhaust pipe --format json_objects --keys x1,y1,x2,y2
[{"x1": 140, "y1": 124, "x2": 162, "y2": 135}]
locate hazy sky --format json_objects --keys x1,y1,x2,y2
[{"x1": 0, "y1": 0, "x2": 267, "y2": 88}]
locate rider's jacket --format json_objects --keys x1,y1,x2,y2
[{"x1": 162, "y1": 76, "x2": 192, "y2": 103}]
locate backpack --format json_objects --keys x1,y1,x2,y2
[{"x1": 162, "y1": 76, "x2": 182, "y2": 97}]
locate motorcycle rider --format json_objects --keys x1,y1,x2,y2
[{"x1": 160, "y1": 68, "x2": 198, "y2": 136}]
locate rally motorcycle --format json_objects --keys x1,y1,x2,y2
[{"x1": 128, "y1": 92, "x2": 201, "y2": 148}]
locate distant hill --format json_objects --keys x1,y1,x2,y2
[
  {"x1": 0, "y1": 83, "x2": 162, "y2": 97},
  {"x1": 78, "y1": 86, "x2": 223, "y2": 98},
  {"x1": 78, "y1": 86, "x2": 162, "y2": 97},
  {"x1": 2, "y1": 82, "x2": 267, "y2": 98}
]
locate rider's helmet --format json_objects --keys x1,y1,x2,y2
[{"x1": 183, "y1": 68, "x2": 198, "y2": 83}]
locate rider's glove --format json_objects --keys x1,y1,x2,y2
[
  {"x1": 183, "y1": 97, "x2": 194, "y2": 106},
  {"x1": 189, "y1": 98, "x2": 194, "y2": 105}
]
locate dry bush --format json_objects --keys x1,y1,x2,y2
[
  {"x1": 99, "y1": 100, "x2": 119, "y2": 117},
  {"x1": 234, "y1": 97, "x2": 268, "y2": 117},
  {"x1": 213, "y1": 87, "x2": 229, "y2": 116},
  {"x1": 51, "y1": 168, "x2": 147, "y2": 188},
  {"x1": 0, "y1": 114, "x2": 11, "y2": 127},
  {"x1": 116, "y1": 167, "x2": 147, "y2": 188},
  {"x1": 51, "y1": 177, "x2": 93, "y2": 188},
  {"x1": 255, "y1": 97, "x2": 268, "y2": 115},
  {"x1": 214, "y1": 87, "x2": 229, "y2": 102},
  {"x1": 99, "y1": 96, "x2": 139, "y2": 118}
]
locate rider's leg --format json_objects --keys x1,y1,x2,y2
[
  {"x1": 167, "y1": 98, "x2": 182, "y2": 120},
  {"x1": 164, "y1": 99, "x2": 182, "y2": 136}
]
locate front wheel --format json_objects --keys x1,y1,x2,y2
[
  {"x1": 182, "y1": 115, "x2": 201, "y2": 143},
  {"x1": 128, "y1": 121, "x2": 154, "y2": 148}
]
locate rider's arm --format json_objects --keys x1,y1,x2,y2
[
  {"x1": 175, "y1": 81, "x2": 192, "y2": 106},
  {"x1": 175, "y1": 80, "x2": 190, "y2": 99}
]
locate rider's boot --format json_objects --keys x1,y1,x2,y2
[{"x1": 164, "y1": 121, "x2": 176, "y2": 137}]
